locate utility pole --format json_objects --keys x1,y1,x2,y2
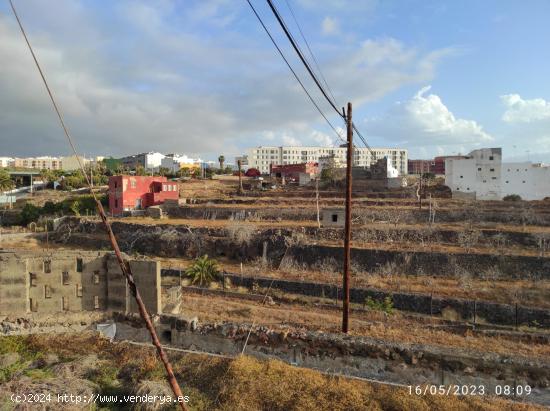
[
  {"x1": 237, "y1": 159, "x2": 243, "y2": 194},
  {"x1": 343, "y1": 102, "x2": 353, "y2": 333}
]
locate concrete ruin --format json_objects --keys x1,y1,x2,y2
[{"x1": 0, "y1": 250, "x2": 161, "y2": 316}]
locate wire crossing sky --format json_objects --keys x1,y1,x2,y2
[{"x1": 1, "y1": 0, "x2": 549, "y2": 161}]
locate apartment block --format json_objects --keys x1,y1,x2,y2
[{"x1": 246, "y1": 145, "x2": 408, "y2": 175}]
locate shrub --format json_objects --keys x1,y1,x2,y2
[
  {"x1": 185, "y1": 255, "x2": 220, "y2": 286},
  {"x1": 503, "y1": 194, "x2": 522, "y2": 202},
  {"x1": 20, "y1": 203, "x2": 41, "y2": 225},
  {"x1": 364, "y1": 296, "x2": 394, "y2": 315}
]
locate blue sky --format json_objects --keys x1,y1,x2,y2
[{"x1": 1, "y1": 0, "x2": 550, "y2": 162}]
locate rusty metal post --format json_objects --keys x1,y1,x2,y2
[
  {"x1": 95, "y1": 201, "x2": 188, "y2": 411},
  {"x1": 342, "y1": 102, "x2": 353, "y2": 333}
]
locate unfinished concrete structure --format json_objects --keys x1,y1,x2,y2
[{"x1": 0, "y1": 250, "x2": 161, "y2": 316}]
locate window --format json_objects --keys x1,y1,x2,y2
[
  {"x1": 44, "y1": 285, "x2": 52, "y2": 299},
  {"x1": 114, "y1": 181, "x2": 117, "y2": 189},
  {"x1": 490, "y1": 168, "x2": 494, "y2": 172},
  {"x1": 492, "y1": 177, "x2": 497, "y2": 180},
  {"x1": 163, "y1": 184, "x2": 167, "y2": 191},
  {"x1": 332, "y1": 214, "x2": 338, "y2": 222},
  {"x1": 29, "y1": 272, "x2": 37, "y2": 287},
  {"x1": 94, "y1": 295, "x2": 100, "y2": 310},
  {"x1": 62, "y1": 296, "x2": 69, "y2": 311},
  {"x1": 114, "y1": 199, "x2": 118, "y2": 208},
  {"x1": 62, "y1": 271, "x2": 70, "y2": 285},
  {"x1": 44, "y1": 260, "x2": 51, "y2": 273},
  {"x1": 76, "y1": 258, "x2": 83, "y2": 272},
  {"x1": 460, "y1": 175, "x2": 463, "y2": 179},
  {"x1": 76, "y1": 284, "x2": 83, "y2": 297},
  {"x1": 478, "y1": 168, "x2": 482, "y2": 171},
  {"x1": 29, "y1": 298, "x2": 37, "y2": 312},
  {"x1": 505, "y1": 181, "x2": 509, "y2": 183},
  {"x1": 523, "y1": 180, "x2": 526, "y2": 184},
  {"x1": 93, "y1": 271, "x2": 100, "y2": 284},
  {"x1": 130, "y1": 179, "x2": 136, "y2": 188},
  {"x1": 489, "y1": 156, "x2": 494, "y2": 160}
]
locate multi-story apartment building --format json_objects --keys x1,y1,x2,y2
[
  {"x1": 12, "y1": 156, "x2": 63, "y2": 170},
  {"x1": 246, "y1": 145, "x2": 408, "y2": 175}
]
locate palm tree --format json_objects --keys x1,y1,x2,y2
[
  {"x1": 0, "y1": 169, "x2": 14, "y2": 192},
  {"x1": 218, "y1": 155, "x2": 225, "y2": 171},
  {"x1": 185, "y1": 255, "x2": 220, "y2": 286}
]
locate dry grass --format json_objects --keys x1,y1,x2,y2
[
  {"x1": 157, "y1": 255, "x2": 550, "y2": 309},
  {"x1": 180, "y1": 293, "x2": 550, "y2": 359},
  {"x1": 1, "y1": 333, "x2": 540, "y2": 411}
]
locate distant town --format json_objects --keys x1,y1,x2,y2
[{"x1": 2, "y1": 145, "x2": 549, "y2": 203}]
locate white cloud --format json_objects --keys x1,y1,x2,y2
[
  {"x1": 282, "y1": 134, "x2": 302, "y2": 146},
  {"x1": 501, "y1": 94, "x2": 550, "y2": 123},
  {"x1": 366, "y1": 86, "x2": 493, "y2": 146},
  {"x1": 0, "y1": 1, "x2": 451, "y2": 159},
  {"x1": 321, "y1": 17, "x2": 339, "y2": 35}
]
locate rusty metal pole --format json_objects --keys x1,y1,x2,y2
[
  {"x1": 96, "y1": 201, "x2": 188, "y2": 411},
  {"x1": 343, "y1": 102, "x2": 353, "y2": 333}
]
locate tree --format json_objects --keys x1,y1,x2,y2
[
  {"x1": 158, "y1": 167, "x2": 170, "y2": 177},
  {"x1": 20, "y1": 203, "x2": 41, "y2": 225},
  {"x1": 0, "y1": 169, "x2": 14, "y2": 192},
  {"x1": 135, "y1": 164, "x2": 147, "y2": 176},
  {"x1": 177, "y1": 168, "x2": 191, "y2": 178},
  {"x1": 218, "y1": 155, "x2": 225, "y2": 170},
  {"x1": 185, "y1": 255, "x2": 220, "y2": 286}
]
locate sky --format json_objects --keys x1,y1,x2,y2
[{"x1": 1, "y1": 0, "x2": 550, "y2": 162}]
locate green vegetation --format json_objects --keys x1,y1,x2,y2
[
  {"x1": 0, "y1": 169, "x2": 14, "y2": 192},
  {"x1": 185, "y1": 255, "x2": 220, "y2": 286},
  {"x1": 364, "y1": 296, "x2": 394, "y2": 315},
  {"x1": 503, "y1": 194, "x2": 522, "y2": 201},
  {"x1": 18, "y1": 194, "x2": 107, "y2": 225}
]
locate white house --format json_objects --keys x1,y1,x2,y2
[
  {"x1": 445, "y1": 148, "x2": 550, "y2": 200},
  {"x1": 0, "y1": 157, "x2": 14, "y2": 168}
]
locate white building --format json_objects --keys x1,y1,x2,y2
[
  {"x1": 0, "y1": 157, "x2": 14, "y2": 168},
  {"x1": 59, "y1": 155, "x2": 92, "y2": 171},
  {"x1": 445, "y1": 148, "x2": 550, "y2": 200},
  {"x1": 246, "y1": 145, "x2": 408, "y2": 175},
  {"x1": 120, "y1": 152, "x2": 166, "y2": 171},
  {"x1": 161, "y1": 154, "x2": 202, "y2": 173}
]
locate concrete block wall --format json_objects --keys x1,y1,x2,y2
[
  {"x1": 0, "y1": 251, "x2": 161, "y2": 316},
  {"x1": 0, "y1": 255, "x2": 28, "y2": 314}
]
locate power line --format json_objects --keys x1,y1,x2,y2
[
  {"x1": 8, "y1": 2, "x2": 189, "y2": 408},
  {"x1": 282, "y1": 0, "x2": 339, "y2": 107},
  {"x1": 266, "y1": 0, "x2": 375, "y2": 156},
  {"x1": 246, "y1": 0, "x2": 345, "y2": 143},
  {"x1": 266, "y1": 0, "x2": 341, "y2": 116}
]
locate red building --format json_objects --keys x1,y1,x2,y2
[
  {"x1": 270, "y1": 162, "x2": 319, "y2": 181},
  {"x1": 408, "y1": 156, "x2": 466, "y2": 175},
  {"x1": 108, "y1": 175, "x2": 178, "y2": 216}
]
